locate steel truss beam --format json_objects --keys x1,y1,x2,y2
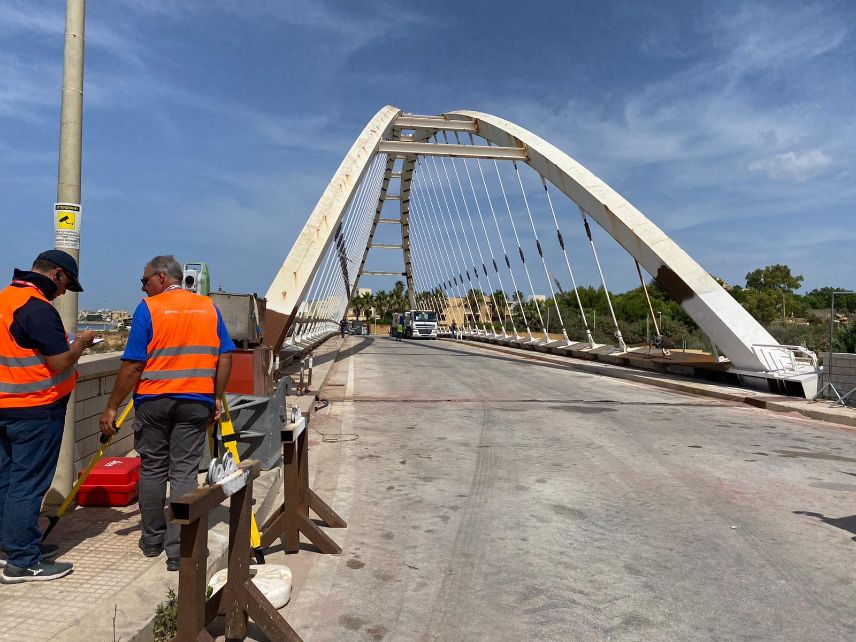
[
  {"x1": 361, "y1": 271, "x2": 406, "y2": 276},
  {"x1": 394, "y1": 116, "x2": 478, "y2": 132},
  {"x1": 377, "y1": 141, "x2": 527, "y2": 160}
]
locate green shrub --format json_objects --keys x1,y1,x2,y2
[{"x1": 153, "y1": 588, "x2": 177, "y2": 642}]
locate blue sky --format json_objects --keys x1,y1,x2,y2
[{"x1": 2, "y1": 0, "x2": 854, "y2": 311}]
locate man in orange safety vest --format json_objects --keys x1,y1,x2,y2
[
  {"x1": 0, "y1": 250, "x2": 95, "y2": 583},
  {"x1": 99, "y1": 255, "x2": 234, "y2": 571}
]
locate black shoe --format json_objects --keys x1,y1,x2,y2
[
  {"x1": 0, "y1": 543, "x2": 60, "y2": 568},
  {"x1": 1, "y1": 559, "x2": 73, "y2": 584},
  {"x1": 138, "y1": 538, "x2": 163, "y2": 558},
  {"x1": 166, "y1": 557, "x2": 180, "y2": 572}
]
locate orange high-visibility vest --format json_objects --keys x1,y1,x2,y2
[
  {"x1": 0, "y1": 283, "x2": 77, "y2": 408},
  {"x1": 136, "y1": 289, "x2": 220, "y2": 396}
]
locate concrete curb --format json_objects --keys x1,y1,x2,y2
[{"x1": 448, "y1": 337, "x2": 856, "y2": 431}]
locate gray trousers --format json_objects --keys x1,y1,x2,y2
[{"x1": 133, "y1": 397, "x2": 210, "y2": 558}]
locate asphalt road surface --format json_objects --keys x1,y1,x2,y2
[{"x1": 277, "y1": 336, "x2": 856, "y2": 642}]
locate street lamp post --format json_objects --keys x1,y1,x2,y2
[{"x1": 48, "y1": 0, "x2": 86, "y2": 508}]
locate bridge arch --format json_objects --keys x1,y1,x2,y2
[{"x1": 264, "y1": 105, "x2": 817, "y2": 391}]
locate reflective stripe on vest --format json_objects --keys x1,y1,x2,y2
[
  {"x1": 147, "y1": 345, "x2": 218, "y2": 359},
  {"x1": 0, "y1": 368, "x2": 76, "y2": 393},
  {"x1": 0, "y1": 284, "x2": 78, "y2": 408},
  {"x1": 140, "y1": 368, "x2": 217, "y2": 381},
  {"x1": 136, "y1": 289, "x2": 220, "y2": 396},
  {"x1": 0, "y1": 355, "x2": 47, "y2": 368}
]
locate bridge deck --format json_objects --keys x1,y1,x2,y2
[{"x1": 275, "y1": 336, "x2": 856, "y2": 641}]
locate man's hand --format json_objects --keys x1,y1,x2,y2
[
  {"x1": 213, "y1": 397, "x2": 223, "y2": 422},
  {"x1": 99, "y1": 407, "x2": 118, "y2": 437},
  {"x1": 76, "y1": 330, "x2": 97, "y2": 348}
]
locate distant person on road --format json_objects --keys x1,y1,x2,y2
[
  {"x1": 340, "y1": 318, "x2": 347, "y2": 338},
  {"x1": 0, "y1": 250, "x2": 95, "y2": 584},
  {"x1": 98, "y1": 255, "x2": 234, "y2": 572},
  {"x1": 396, "y1": 320, "x2": 404, "y2": 341},
  {"x1": 450, "y1": 321, "x2": 458, "y2": 340}
]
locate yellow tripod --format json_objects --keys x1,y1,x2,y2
[
  {"x1": 43, "y1": 401, "x2": 135, "y2": 541},
  {"x1": 217, "y1": 395, "x2": 266, "y2": 564}
]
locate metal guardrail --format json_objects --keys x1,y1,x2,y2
[{"x1": 751, "y1": 344, "x2": 819, "y2": 374}]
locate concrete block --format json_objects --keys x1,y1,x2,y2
[{"x1": 74, "y1": 378, "x2": 98, "y2": 401}]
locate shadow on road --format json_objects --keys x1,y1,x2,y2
[{"x1": 794, "y1": 510, "x2": 856, "y2": 541}]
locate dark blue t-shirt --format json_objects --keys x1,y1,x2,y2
[
  {"x1": 0, "y1": 271, "x2": 72, "y2": 419},
  {"x1": 122, "y1": 292, "x2": 236, "y2": 406}
]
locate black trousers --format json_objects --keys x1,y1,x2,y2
[{"x1": 134, "y1": 397, "x2": 210, "y2": 559}]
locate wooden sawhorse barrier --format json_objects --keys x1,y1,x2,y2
[
  {"x1": 169, "y1": 460, "x2": 302, "y2": 642},
  {"x1": 259, "y1": 413, "x2": 347, "y2": 554}
]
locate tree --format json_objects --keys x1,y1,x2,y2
[
  {"x1": 733, "y1": 288, "x2": 779, "y2": 324},
  {"x1": 351, "y1": 292, "x2": 372, "y2": 320},
  {"x1": 390, "y1": 280, "x2": 407, "y2": 313},
  {"x1": 745, "y1": 264, "x2": 803, "y2": 293},
  {"x1": 373, "y1": 290, "x2": 390, "y2": 322},
  {"x1": 804, "y1": 287, "x2": 856, "y2": 313},
  {"x1": 835, "y1": 319, "x2": 856, "y2": 353}
]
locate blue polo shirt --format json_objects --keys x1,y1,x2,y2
[{"x1": 122, "y1": 294, "x2": 236, "y2": 406}]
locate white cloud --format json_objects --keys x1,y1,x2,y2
[
  {"x1": 748, "y1": 150, "x2": 832, "y2": 182},
  {"x1": 0, "y1": 3, "x2": 63, "y2": 35},
  {"x1": 714, "y1": 3, "x2": 848, "y2": 76}
]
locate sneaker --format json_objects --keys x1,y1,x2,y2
[
  {"x1": 0, "y1": 543, "x2": 60, "y2": 568},
  {"x1": 166, "y1": 557, "x2": 180, "y2": 572},
  {"x1": 138, "y1": 538, "x2": 163, "y2": 558},
  {"x1": 1, "y1": 560, "x2": 73, "y2": 584}
]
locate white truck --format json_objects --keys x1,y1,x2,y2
[{"x1": 404, "y1": 309, "x2": 438, "y2": 339}]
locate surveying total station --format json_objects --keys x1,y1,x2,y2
[{"x1": 182, "y1": 261, "x2": 210, "y2": 295}]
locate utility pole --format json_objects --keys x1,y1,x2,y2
[{"x1": 48, "y1": 0, "x2": 86, "y2": 507}]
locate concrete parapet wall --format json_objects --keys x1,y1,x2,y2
[
  {"x1": 74, "y1": 352, "x2": 135, "y2": 473},
  {"x1": 825, "y1": 352, "x2": 856, "y2": 398}
]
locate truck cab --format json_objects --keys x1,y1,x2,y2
[{"x1": 404, "y1": 309, "x2": 438, "y2": 339}]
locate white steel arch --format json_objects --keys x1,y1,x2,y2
[{"x1": 265, "y1": 106, "x2": 818, "y2": 393}]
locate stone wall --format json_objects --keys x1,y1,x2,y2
[
  {"x1": 74, "y1": 352, "x2": 135, "y2": 474},
  {"x1": 824, "y1": 352, "x2": 856, "y2": 399}
]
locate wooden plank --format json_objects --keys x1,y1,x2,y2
[{"x1": 240, "y1": 581, "x2": 304, "y2": 641}]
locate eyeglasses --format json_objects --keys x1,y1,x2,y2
[{"x1": 140, "y1": 272, "x2": 162, "y2": 286}]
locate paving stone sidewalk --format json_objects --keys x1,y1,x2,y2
[{"x1": 0, "y1": 503, "x2": 151, "y2": 642}]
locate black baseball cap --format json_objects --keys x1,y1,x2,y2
[{"x1": 37, "y1": 249, "x2": 84, "y2": 292}]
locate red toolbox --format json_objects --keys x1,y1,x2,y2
[{"x1": 77, "y1": 457, "x2": 141, "y2": 507}]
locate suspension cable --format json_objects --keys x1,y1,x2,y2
[
  {"x1": 425, "y1": 151, "x2": 487, "y2": 334},
  {"x1": 579, "y1": 206, "x2": 626, "y2": 351},
  {"x1": 512, "y1": 161, "x2": 567, "y2": 343},
  {"x1": 445, "y1": 132, "x2": 506, "y2": 337},
  {"x1": 469, "y1": 135, "x2": 528, "y2": 339},
  {"x1": 540, "y1": 176, "x2": 595, "y2": 347},
  {"x1": 458, "y1": 136, "x2": 518, "y2": 338},
  {"x1": 436, "y1": 134, "x2": 497, "y2": 335},
  {"x1": 310, "y1": 155, "x2": 383, "y2": 336},
  {"x1": 412, "y1": 161, "x2": 480, "y2": 331},
  {"x1": 491, "y1": 156, "x2": 545, "y2": 340},
  {"x1": 422, "y1": 154, "x2": 486, "y2": 333}
]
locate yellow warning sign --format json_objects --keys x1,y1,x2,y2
[
  {"x1": 56, "y1": 211, "x2": 76, "y2": 230},
  {"x1": 54, "y1": 203, "x2": 81, "y2": 250}
]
